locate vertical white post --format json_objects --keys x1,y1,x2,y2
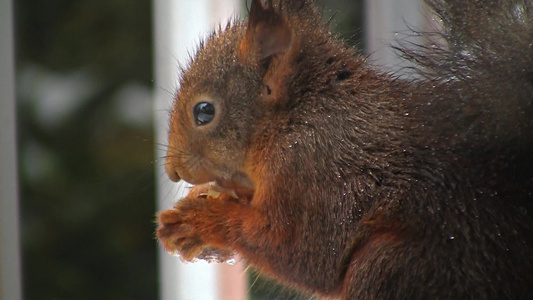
[
  {"x1": 0, "y1": 0, "x2": 23, "y2": 300},
  {"x1": 153, "y1": 1, "x2": 247, "y2": 300},
  {"x1": 365, "y1": 0, "x2": 425, "y2": 71}
]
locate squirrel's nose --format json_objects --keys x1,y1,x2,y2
[{"x1": 165, "y1": 161, "x2": 181, "y2": 182}]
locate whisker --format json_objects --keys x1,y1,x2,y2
[
  {"x1": 154, "y1": 108, "x2": 173, "y2": 113},
  {"x1": 156, "y1": 84, "x2": 176, "y2": 98},
  {"x1": 247, "y1": 270, "x2": 262, "y2": 295}
]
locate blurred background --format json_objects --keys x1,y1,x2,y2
[
  {"x1": 15, "y1": 0, "x2": 155, "y2": 299},
  {"x1": 10, "y1": 0, "x2": 365, "y2": 299}
]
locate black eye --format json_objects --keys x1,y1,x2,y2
[{"x1": 193, "y1": 102, "x2": 215, "y2": 126}]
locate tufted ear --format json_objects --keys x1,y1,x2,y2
[
  {"x1": 239, "y1": 0, "x2": 304, "y2": 106},
  {"x1": 240, "y1": 0, "x2": 292, "y2": 60}
]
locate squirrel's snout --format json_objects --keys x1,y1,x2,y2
[{"x1": 165, "y1": 162, "x2": 181, "y2": 182}]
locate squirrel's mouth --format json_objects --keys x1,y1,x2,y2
[
  {"x1": 203, "y1": 181, "x2": 254, "y2": 204},
  {"x1": 168, "y1": 159, "x2": 255, "y2": 201},
  {"x1": 213, "y1": 175, "x2": 255, "y2": 202}
]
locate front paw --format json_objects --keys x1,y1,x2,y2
[
  {"x1": 157, "y1": 208, "x2": 205, "y2": 262},
  {"x1": 156, "y1": 185, "x2": 249, "y2": 262}
]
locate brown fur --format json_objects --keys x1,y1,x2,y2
[{"x1": 158, "y1": 0, "x2": 533, "y2": 299}]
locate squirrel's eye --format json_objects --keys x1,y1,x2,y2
[{"x1": 193, "y1": 102, "x2": 215, "y2": 126}]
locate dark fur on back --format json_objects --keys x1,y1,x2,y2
[{"x1": 377, "y1": 1, "x2": 533, "y2": 297}]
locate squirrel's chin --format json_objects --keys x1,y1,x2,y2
[{"x1": 174, "y1": 170, "x2": 213, "y2": 186}]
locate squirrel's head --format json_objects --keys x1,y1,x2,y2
[{"x1": 165, "y1": 0, "x2": 319, "y2": 194}]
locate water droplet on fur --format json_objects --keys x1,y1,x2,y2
[
  {"x1": 512, "y1": 3, "x2": 527, "y2": 23},
  {"x1": 448, "y1": 235, "x2": 455, "y2": 240}
]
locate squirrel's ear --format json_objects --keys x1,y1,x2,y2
[
  {"x1": 240, "y1": 0, "x2": 303, "y2": 106},
  {"x1": 241, "y1": 0, "x2": 292, "y2": 60}
]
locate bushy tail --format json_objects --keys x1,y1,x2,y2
[{"x1": 404, "y1": 0, "x2": 533, "y2": 153}]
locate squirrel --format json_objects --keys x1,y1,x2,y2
[{"x1": 157, "y1": 0, "x2": 533, "y2": 299}]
